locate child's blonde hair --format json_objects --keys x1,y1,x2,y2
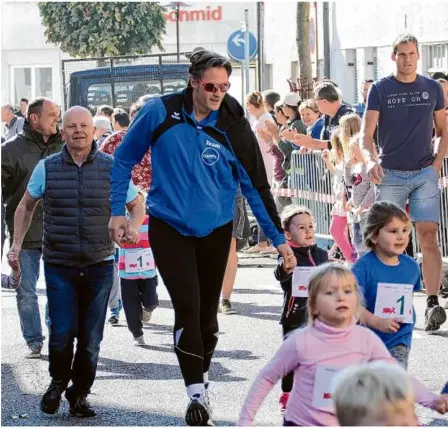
[
  {"x1": 280, "y1": 205, "x2": 314, "y2": 232},
  {"x1": 364, "y1": 201, "x2": 411, "y2": 250},
  {"x1": 339, "y1": 113, "x2": 361, "y2": 158},
  {"x1": 333, "y1": 361, "x2": 415, "y2": 426},
  {"x1": 330, "y1": 127, "x2": 344, "y2": 164},
  {"x1": 307, "y1": 263, "x2": 363, "y2": 323}
]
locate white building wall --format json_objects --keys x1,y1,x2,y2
[
  {"x1": 1, "y1": 2, "x2": 258, "y2": 107},
  {"x1": 327, "y1": 1, "x2": 448, "y2": 104}
]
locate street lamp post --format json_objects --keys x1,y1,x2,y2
[{"x1": 166, "y1": 2, "x2": 191, "y2": 62}]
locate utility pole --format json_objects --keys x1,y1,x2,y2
[
  {"x1": 244, "y1": 8, "x2": 250, "y2": 97},
  {"x1": 257, "y1": 2, "x2": 264, "y2": 91},
  {"x1": 323, "y1": 2, "x2": 331, "y2": 78}
]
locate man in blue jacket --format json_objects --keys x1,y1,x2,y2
[{"x1": 109, "y1": 48, "x2": 296, "y2": 426}]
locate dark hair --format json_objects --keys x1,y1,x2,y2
[
  {"x1": 20, "y1": 98, "x2": 29, "y2": 104},
  {"x1": 112, "y1": 108, "x2": 130, "y2": 128},
  {"x1": 97, "y1": 105, "x2": 114, "y2": 117},
  {"x1": 433, "y1": 72, "x2": 448, "y2": 80},
  {"x1": 314, "y1": 82, "x2": 340, "y2": 102},
  {"x1": 262, "y1": 90, "x2": 281, "y2": 110},
  {"x1": 188, "y1": 48, "x2": 232, "y2": 82},
  {"x1": 26, "y1": 97, "x2": 48, "y2": 121},
  {"x1": 392, "y1": 33, "x2": 419, "y2": 55},
  {"x1": 364, "y1": 201, "x2": 411, "y2": 250},
  {"x1": 246, "y1": 91, "x2": 264, "y2": 109}
]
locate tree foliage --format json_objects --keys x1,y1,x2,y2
[{"x1": 38, "y1": 2, "x2": 166, "y2": 58}]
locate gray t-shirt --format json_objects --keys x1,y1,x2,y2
[{"x1": 367, "y1": 74, "x2": 444, "y2": 171}]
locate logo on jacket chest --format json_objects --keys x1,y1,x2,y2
[{"x1": 201, "y1": 147, "x2": 220, "y2": 166}]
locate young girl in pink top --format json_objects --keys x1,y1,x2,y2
[{"x1": 238, "y1": 264, "x2": 448, "y2": 426}]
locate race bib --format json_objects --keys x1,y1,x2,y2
[
  {"x1": 291, "y1": 267, "x2": 316, "y2": 297},
  {"x1": 312, "y1": 366, "x2": 339, "y2": 409},
  {"x1": 373, "y1": 283, "x2": 413, "y2": 324},
  {"x1": 124, "y1": 248, "x2": 155, "y2": 273}
]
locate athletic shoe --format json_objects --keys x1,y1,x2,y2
[
  {"x1": 185, "y1": 394, "x2": 214, "y2": 426},
  {"x1": 107, "y1": 315, "x2": 119, "y2": 325},
  {"x1": 425, "y1": 305, "x2": 447, "y2": 331},
  {"x1": 279, "y1": 392, "x2": 290, "y2": 415},
  {"x1": 40, "y1": 380, "x2": 65, "y2": 414},
  {"x1": 141, "y1": 308, "x2": 153, "y2": 323},
  {"x1": 26, "y1": 341, "x2": 43, "y2": 359},
  {"x1": 220, "y1": 299, "x2": 237, "y2": 315},
  {"x1": 134, "y1": 335, "x2": 145, "y2": 346},
  {"x1": 259, "y1": 245, "x2": 278, "y2": 255},
  {"x1": 65, "y1": 389, "x2": 96, "y2": 418}
]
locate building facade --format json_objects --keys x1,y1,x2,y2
[{"x1": 2, "y1": 1, "x2": 448, "y2": 111}]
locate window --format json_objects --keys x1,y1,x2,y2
[
  {"x1": 427, "y1": 44, "x2": 448, "y2": 74},
  {"x1": 87, "y1": 78, "x2": 188, "y2": 110},
  {"x1": 12, "y1": 66, "x2": 53, "y2": 106}
]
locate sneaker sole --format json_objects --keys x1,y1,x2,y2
[
  {"x1": 425, "y1": 306, "x2": 447, "y2": 331},
  {"x1": 185, "y1": 400, "x2": 214, "y2": 426},
  {"x1": 26, "y1": 353, "x2": 42, "y2": 359},
  {"x1": 40, "y1": 404, "x2": 60, "y2": 415},
  {"x1": 221, "y1": 310, "x2": 237, "y2": 315},
  {"x1": 69, "y1": 409, "x2": 96, "y2": 418}
]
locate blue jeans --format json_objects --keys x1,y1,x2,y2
[
  {"x1": 442, "y1": 382, "x2": 448, "y2": 394},
  {"x1": 17, "y1": 249, "x2": 44, "y2": 346},
  {"x1": 376, "y1": 165, "x2": 440, "y2": 223},
  {"x1": 45, "y1": 261, "x2": 114, "y2": 395}
]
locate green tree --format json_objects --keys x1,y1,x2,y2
[{"x1": 38, "y1": 2, "x2": 166, "y2": 58}]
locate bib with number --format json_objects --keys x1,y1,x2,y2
[
  {"x1": 373, "y1": 283, "x2": 413, "y2": 324},
  {"x1": 291, "y1": 267, "x2": 316, "y2": 298},
  {"x1": 312, "y1": 366, "x2": 340, "y2": 409},
  {"x1": 124, "y1": 248, "x2": 155, "y2": 273}
]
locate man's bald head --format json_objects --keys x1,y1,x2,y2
[
  {"x1": 61, "y1": 106, "x2": 95, "y2": 153},
  {"x1": 63, "y1": 106, "x2": 93, "y2": 128}
]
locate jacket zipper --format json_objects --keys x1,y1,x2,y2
[{"x1": 78, "y1": 165, "x2": 84, "y2": 264}]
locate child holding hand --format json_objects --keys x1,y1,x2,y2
[{"x1": 274, "y1": 205, "x2": 328, "y2": 414}]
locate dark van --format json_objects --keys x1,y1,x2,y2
[{"x1": 64, "y1": 60, "x2": 190, "y2": 112}]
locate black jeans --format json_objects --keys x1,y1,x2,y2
[
  {"x1": 44, "y1": 261, "x2": 114, "y2": 396},
  {"x1": 121, "y1": 277, "x2": 159, "y2": 338},
  {"x1": 149, "y1": 216, "x2": 232, "y2": 386}
]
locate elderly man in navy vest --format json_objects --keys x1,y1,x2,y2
[{"x1": 8, "y1": 106, "x2": 145, "y2": 418}]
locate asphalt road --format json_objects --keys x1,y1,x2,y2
[{"x1": 2, "y1": 257, "x2": 448, "y2": 426}]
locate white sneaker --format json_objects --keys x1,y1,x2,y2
[
  {"x1": 185, "y1": 394, "x2": 214, "y2": 426},
  {"x1": 134, "y1": 335, "x2": 145, "y2": 346},
  {"x1": 141, "y1": 308, "x2": 153, "y2": 323}
]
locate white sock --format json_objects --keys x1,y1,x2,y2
[
  {"x1": 204, "y1": 371, "x2": 209, "y2": 388},
  {"x1": 186, "y1": 383, "x2": 205, "y2": 399}
]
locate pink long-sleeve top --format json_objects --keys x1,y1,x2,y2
[{"x1": 238, "y1": 318, "x2": 438, "y2": 426}]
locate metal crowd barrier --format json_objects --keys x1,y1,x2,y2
[{"x1": 273, "y1": 150, "x2": 448, "y2": 262}]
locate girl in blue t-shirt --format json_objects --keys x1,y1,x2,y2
[{"x1": 352, "y1": 201, "x2": 421, "y2": 369}]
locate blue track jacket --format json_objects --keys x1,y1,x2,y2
[{"x1": 110, "y1": 87, "x2": 285, "y2": 247}]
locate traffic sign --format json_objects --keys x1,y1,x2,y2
[{"x1": 227, "y1": 30, "x2": 257, "y2": 62}]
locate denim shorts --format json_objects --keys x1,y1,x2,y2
[
  {"x1": 232, "y1": 196, "x2": 245, "y2": 240},
  {"x1": 375, "y1": 165, "x2": 440, "y2": 224}
]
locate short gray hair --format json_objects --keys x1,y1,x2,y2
[
  {"x1": 392, "y1": 33, "x2": 419, "y2": 55},
  {"x1": 333, "y1": 361, "x2": 414, "y2": 426},
  {"x1": 93, "y1": 115, "x2": 111, "y2": 130},
  {"x1": 1, "y1": 104, "x2": 15, "y2": 113}
]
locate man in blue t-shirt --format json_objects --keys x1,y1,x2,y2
[{"x1": 361, "y1": 33, "x2": 448, "y2": 332}]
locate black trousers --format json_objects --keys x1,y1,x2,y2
[
  {"x1": 149, "y1": 216, "x2": 232, "y2": 386},
  {"x1": 121, "y1": 277, "x2": 159, "y2": 338},
  {"x1": 282, "y1": 324, "x2": 298, "y2": 393}
]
